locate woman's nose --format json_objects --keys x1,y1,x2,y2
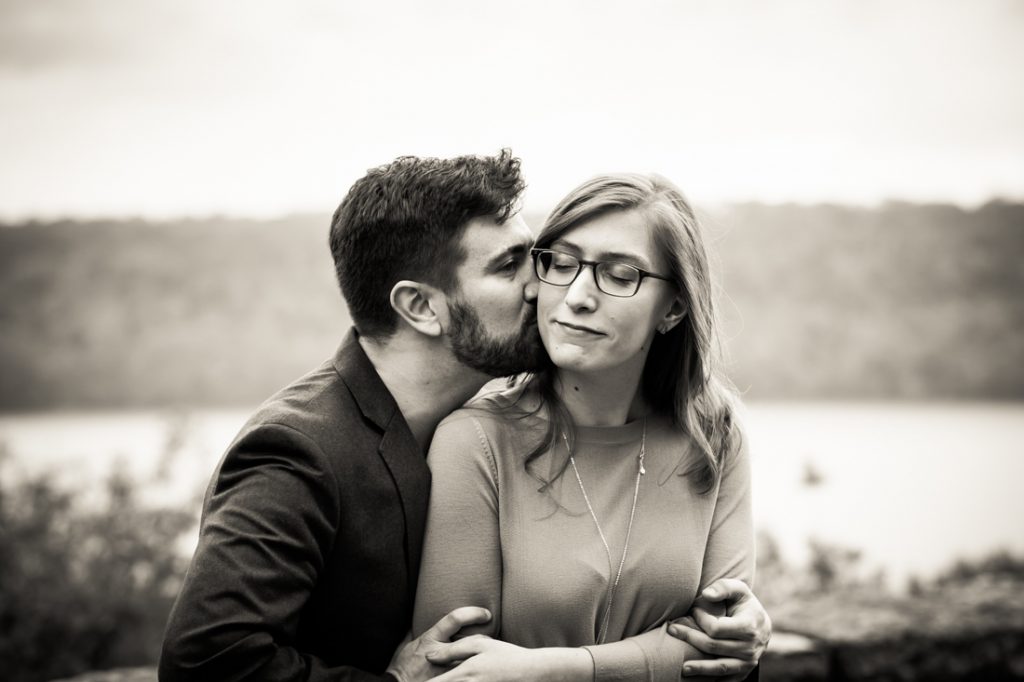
[{"x1": 563, "y1": 265, "x2": 599, "y2": 311}]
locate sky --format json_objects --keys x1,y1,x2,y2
[{"x1": 1, "y1": 0, "x2": 1022, "y2": 219}]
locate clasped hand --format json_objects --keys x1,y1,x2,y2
[
  {"x1": 426, "y1": 636, "x2": 560, "y2": 682},
  {"x1": 668, "y1": 578, "x2": 771, "y2": 682},
  {"x1": 389, "y1": 608, "x2": 583, "y2": 682},
  {"x1": 387, "y1": 607, "x2": 493, "y2": 682}
]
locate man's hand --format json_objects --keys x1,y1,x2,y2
[
  {"x1": 426, "y1": 637, "x2": 591, "y2": 682},
  {"x1": 386, "y1": 607, "x2": 492, "y2": 682},
  {"x1": 668, "y1": 579, "x2": 771, "y2": 682}
]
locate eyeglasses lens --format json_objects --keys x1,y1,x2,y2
[{"x1": 596, "y1": 263, "x2": 641, "y2": 296}]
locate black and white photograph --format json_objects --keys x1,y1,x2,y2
[{"x1": 1, "y1": 2, "x2": 1022, "y2": 681}]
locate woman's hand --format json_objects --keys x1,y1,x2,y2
[
  {"x1": 668, "y1": 579, "x2": 771, "y2": 681},
  {"x1": 426, "y1": 636, "x2": 592, "y2": 682}
]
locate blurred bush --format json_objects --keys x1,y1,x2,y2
[
  {"x1": 756, "y1": 530, "x2": 884, "y2": 609},
  {"x1": 0, "y1": 453, "x2": 197, "y2": 682},
  {"x1": 758, "y1": 529, "x2": 1024, "y2": 608},
  {"x1": 934, "y1": 549, "x2": 1024, "y2": 587}
]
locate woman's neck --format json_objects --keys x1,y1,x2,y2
[{"x1": 554, "y1": 362, "x2": 648, "y2": 427}]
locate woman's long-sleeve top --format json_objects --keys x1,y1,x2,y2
[{"x1": 412, "y1": 404, "x2": 754, "y2": 682}]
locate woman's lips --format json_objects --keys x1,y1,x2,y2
[{"x1": 554, "y1": 320, "x2": 605, "y2": 337}]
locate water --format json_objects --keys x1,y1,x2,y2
[
  {"x1": 743, "y1": 402, "x2": 1024, "y2": 586},
  {"x1": 1, "y1": 402, "x2": 1021, "y2": 587}
]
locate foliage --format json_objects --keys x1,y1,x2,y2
[
  {"x1": 755, "y1": 531, "x2": 886, "y2": 611},
  {"x1": 0, "y1": 456, "x2": 197, "y2": 682},
  {"x1": 752, "y1": 528, "x2": 1009, "y2": 613},
  {"x1": 933, "y1": 548, "x2": 1024, "y2": 587}
]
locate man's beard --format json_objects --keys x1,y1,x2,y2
[{"x1": 448, "y1": 298, "x2": 547, "y2": 377}]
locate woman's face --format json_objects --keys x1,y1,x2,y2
[{"x1": 537, "y1": 208, "x2": 685, "y2": 378}]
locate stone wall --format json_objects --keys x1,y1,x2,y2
[
  {"x1": 52, "y1": 580, "x2": 1024, "y2": 682},
  {"x1": 762, "y1": 578, "x2": 1024, "y2": 681}
]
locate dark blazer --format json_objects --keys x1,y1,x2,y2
[{"x1": 159, "y1": 330, "x2": 429, "y2": 681}]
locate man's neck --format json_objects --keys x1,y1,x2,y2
[{"x1": 359, "y1": 332, "x2": 488, "y2": 453}]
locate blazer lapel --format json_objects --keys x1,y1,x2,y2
[
  {"x1": 377, "y1": 416, "x2": 431, "y2": 584},
  {"x1": 332, "y1": 329, "x2": 431, "y2": 587}
]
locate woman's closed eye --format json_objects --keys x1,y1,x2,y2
[{"x1": 603, "y1": 263, "x2": 640, "y2": 284}]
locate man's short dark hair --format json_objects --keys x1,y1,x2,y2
[{"x1": 329, "y1": 149, "x2": 526, "y2": 339}]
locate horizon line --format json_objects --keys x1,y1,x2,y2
[{"x1": 2, "y1": 195, "x2": 1023, "y2": 225}]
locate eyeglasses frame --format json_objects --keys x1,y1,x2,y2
[{"x1": 530, "y1": 247, "x2": 675, "y2": 298}]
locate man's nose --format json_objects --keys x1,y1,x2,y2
[
  {"x1": 522, "y1": 261, "x2": 539, "y2": 302},
  {"x1": 524, "y1": 279, "x2": 538, "y2": 302}
]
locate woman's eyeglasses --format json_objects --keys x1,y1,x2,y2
[{"x1": 531, "y1": 248, "x2": 674, "y2": 298}]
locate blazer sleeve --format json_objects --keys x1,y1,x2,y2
[
  {"x1": 412, "y1": 416, "x2": 502, "y2": 639},
  {"x1": 159, "y1": 422, "x2": 388, "y2": 682}
]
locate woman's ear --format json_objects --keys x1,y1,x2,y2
[
  {"x1": 390, "y1": 280, "x2": 447, "y2": 337},
  {"x1": 656, "y1": 295, "x2": 688, "y2": 335}
]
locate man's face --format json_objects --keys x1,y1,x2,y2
[{"x1": 446, "y1": 214, "x2": 546, "y2": 377}]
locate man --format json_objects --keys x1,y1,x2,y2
[
  {"x1": 160, "y1": 150, "x2": 544, "y2": 681},
  {"x1": 160, "y1": 149, "x2": 770, "y2": 681}
]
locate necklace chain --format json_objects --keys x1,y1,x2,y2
[{"x1": 564, "y1": 418, "x2": 646, "y2": 644}]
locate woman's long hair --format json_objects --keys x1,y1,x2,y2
[{"x1": 491, "y1": 173, "x2": 741, "y2": 492}]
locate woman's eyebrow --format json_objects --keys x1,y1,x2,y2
[
  {"x1": 549, "y1": 238, "x2": 581, "y2": 254},
  {"x1": 600, "y1": 250, "x2": 651, "y2": 268},
  {"x1": 551, "y1": 239, "x2": 650, "y2": 268}
]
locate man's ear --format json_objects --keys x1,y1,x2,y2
[
  {"x1": 390, "y1": 280, "x2": 447, "y2": 337},
  {"x1": 656, "y1": 295, "x2": 688, "y2": 335}
]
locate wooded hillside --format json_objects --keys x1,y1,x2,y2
[{"x1": 2, "y1": 202, "x2": 1021, "y2": 410}]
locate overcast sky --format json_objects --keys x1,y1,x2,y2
[{"x1": 1, "y1": 0, "x2": 1021, "y2": 219}]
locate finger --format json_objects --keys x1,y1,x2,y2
[
  {"x1": 681, "y1": 657, "x2": 754, "y2": 678},
  {"x1": 673, "y1": 615, "x2": 698, "y2": 630},
  {"x1": 692, "y1": 597, "x2": 727, "y2": 619},
  {"x1": 668, "y1": 622, "x2": 699, "y2": 642},
  {"x1": 425, "y1": 635, "x2": 493, "y2": 665},
  {"x1": 426, "y1": 607, "x2": 492, "y2": 641},
  {"x1": 431, "y1": 665, "x2": 465, "y2": 682},
  {"x1": 700, "y1": 578, "x2": 751, "y2": 603},
  {"x1": 668, "y1": 624, "x2": 754, "y2": 659},
  {"x1": 692, "y1": 608, "x2": 756, "y2": 641}
]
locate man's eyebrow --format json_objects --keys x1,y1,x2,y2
[
  {"x1": 485, "y1": 241, "x2": 530, "y2": 268},
  {"x1": 550, "y1": 238, "x2": 651, "y2": 269}
]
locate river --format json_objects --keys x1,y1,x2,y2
[{"x1": 2, "y1": 401, "x2": 1021, "y2": 588}]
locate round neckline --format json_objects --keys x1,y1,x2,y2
[{"x1": 574, "y1": 417, "x2": 646, "y2": 445}]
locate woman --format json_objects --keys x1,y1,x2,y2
[{"x1": 412, "y1": 173, "x2": 760, "y2": 681}]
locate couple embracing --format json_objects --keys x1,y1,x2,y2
[{"x1": 159, "y1": 150, "x2": 771, "y2": 681}]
